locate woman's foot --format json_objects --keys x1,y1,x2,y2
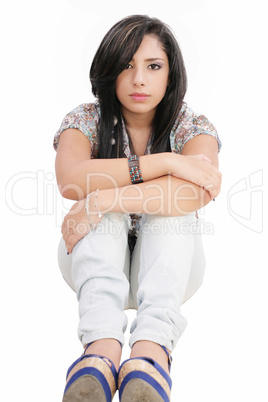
[
  {"x1": 84, "y1": 339, "x2": 122, "y2": 371},
  {"x1": 118, "y1": 341, "x2": 172, "y2": 401},
  {"x1": 62, "y1": 339, "x2": 122, "y2": 402},
  {"x1": 130, "y1": 340, "x2": 170, "y2": 373}
]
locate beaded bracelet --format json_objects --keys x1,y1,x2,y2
[
  {"x1": 128, "y1": 155, "x2": 143, "y2": 184},
  {"x1": 85, "y1": 190, "x2": 103, "y2": 228},
  {"x1": 93, "y1": 189, "x2": 103, "y2": 218},
  {"x1": 85, "y1": 193, "x2": 96, "y2": 229}
]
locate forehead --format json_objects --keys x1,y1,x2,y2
[{"x1": 132, "y1": 34, "x2": 167, "y2": 59}]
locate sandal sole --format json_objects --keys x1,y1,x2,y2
[
  {"x1": 121, "y1": 378, "x2": 164, "y2": 402},
  {"x1": 63, "y1": 374, "x2": 107, "y2": 402}
]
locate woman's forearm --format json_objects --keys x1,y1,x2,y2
[
  {"x1": 98, "y1": 175, "x2": 211, "y2": 217},
  {"x1": 56, "y1": 153, "x2": 171, "y2": 200},
  {"x1": 61, "y1": 172, "x2": 213, "y2": 254}
]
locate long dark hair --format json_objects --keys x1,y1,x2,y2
[{"x1": 90, "y1": 15, "x2": 187, "y2": 158}]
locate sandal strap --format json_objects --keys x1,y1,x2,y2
[
  {"x1": 66, "y1": 353, "x2": 118, "y2": 384},
  {"x1": 83, "y1": 354, "x2": 118, "y2": 382},
  {"x1": 118, "y1": 357, "x2": 172, "y2": 401},
  {"x1": 64, "y1": 356, "x2": 117, "y2": 401},
  {"x1": 160, "y1": 345, "x2": 172, "y2": 371},
  {"x1": 83, "y1": 341, "x2": 94, "y2": 355}
]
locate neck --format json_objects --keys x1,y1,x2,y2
[{"x1": 121, "y1": 107, "x2": 155, "y2": 132}]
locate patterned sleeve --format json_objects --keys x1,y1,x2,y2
[
  {"x1": 170, "y1": 103, "x2": 222, "y2": 154},
  {"x1": 53, "y1": 103, "x2": 100, "y2": 158}
]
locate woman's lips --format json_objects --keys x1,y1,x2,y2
[{"x1": 130, "y1": 93, "x2": 150, "y2": 102}]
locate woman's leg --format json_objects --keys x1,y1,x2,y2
[
  {"x1": 60, "y1": 214, "x2": 133, "y2": 402},
  {"x1": 58, "y1": 213, "x2": 131, "y2": 363},
  {"x1": 73, "y1": 213, "x2": 131, "y2": 347},
  {"x1": 129, "y1": 213, "x2": 206, "y2": 364}
]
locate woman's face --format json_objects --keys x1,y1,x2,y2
[{"x1": 115, "y1": 35, "x2": 169, "y2": 121}]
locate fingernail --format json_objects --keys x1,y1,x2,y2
[
  {"x1": 213, "y1": 198, "x2": 215, "y2": 201},
  {"x1": 67, "y1": 251, "x2": 69, "y2": 255}
]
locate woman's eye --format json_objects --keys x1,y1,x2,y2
[
  {"x1": 149, "y1": 63, "x2": 161, "y2": 70},
  {"x1": 125, "y1": 64, "x2": 133, "y2": 69}
]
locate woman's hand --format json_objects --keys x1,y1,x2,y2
[
  {"x1": 169, "y1": 153, "x2": 222, "y2": 200},
  {"x1": 61, "y1": 196, "x2": 103, "y2": 254}
]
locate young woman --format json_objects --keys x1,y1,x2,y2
[{"x1": 54, "y1": 15, "x2": 222, "y2": 402}]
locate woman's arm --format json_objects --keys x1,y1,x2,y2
[
  {"x1": 181, "y1": 133, "x2": 219, "y2": 168},
  {"x1": 98, "y1": 176, "x2": 212, "y2": 216},
  {"x1": 100, "y1": 135, "x2": 221, "y2": 215},
  {"x1": 95, "y1": 134, "x2": 221, "y2": 216},
  {"x1": 55, "y1": 128, "x2": 170, "y2": 200},
  {"x1": 62, "y1": 134, "x2": 221, "y2": 253},
  {"x1": 55, "y1": 129, "x2": 220, "y2": 200},
  {"x1": 62, "y1": 175, "x2": 213, "y2": 254}
]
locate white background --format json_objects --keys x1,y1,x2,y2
[{"x1": 1, "y1": 0, "x2": 267, "y2": 401}]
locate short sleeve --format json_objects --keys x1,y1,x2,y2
[
  {"x1": 53, "y1": 103, "x2": 100, "y2": 158},
  {"x1": 170, "y1": 103, "x2": 222, "y2": 154}
]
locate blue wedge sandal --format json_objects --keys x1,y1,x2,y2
[
  {"x1": 118, "y1": 346, "x2": 172, "y2": 402},
  {"x1": 62, "y1": 343, "x2": 118, "y2": 402}
]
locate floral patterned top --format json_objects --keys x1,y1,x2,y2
[
  {"x1": 54, "y1": 102, "x2": 221, "y2": 241},
  {"x1": 54, "y1": 102, "x2": 221, "y2": 155}
]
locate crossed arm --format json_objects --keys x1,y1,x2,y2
[{"x1": 55, "y1": 128, "x2": 221, "y2": 252}]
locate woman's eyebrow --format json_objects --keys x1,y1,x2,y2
[
  {"x1": 145, "y1": 58, "x2": 165, "y2": 62},
  {"x1": 130, "y1": 57, "x2": 165, "y2": 62}
]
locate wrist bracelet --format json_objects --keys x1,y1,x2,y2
[
  {"x1": 94, "y1": 189, "x2": 103, "y2": 218},
  {"x1": 85, "y1": 190, "x2": 103, "y2": 229},
  {"x1": 85, "y1": 193, "x2": 96, "y2": 229},
  {"x1": 128, "y1": 155, "x2": 143, "y2": 184}
]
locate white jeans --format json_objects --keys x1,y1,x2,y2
[{"x1": 58, "y1": 213, "x2": 206, "y2": 352}]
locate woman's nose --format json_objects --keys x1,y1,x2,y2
[{"x1": 132, "y1": 67, "x2": 146, "y2": 87}]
